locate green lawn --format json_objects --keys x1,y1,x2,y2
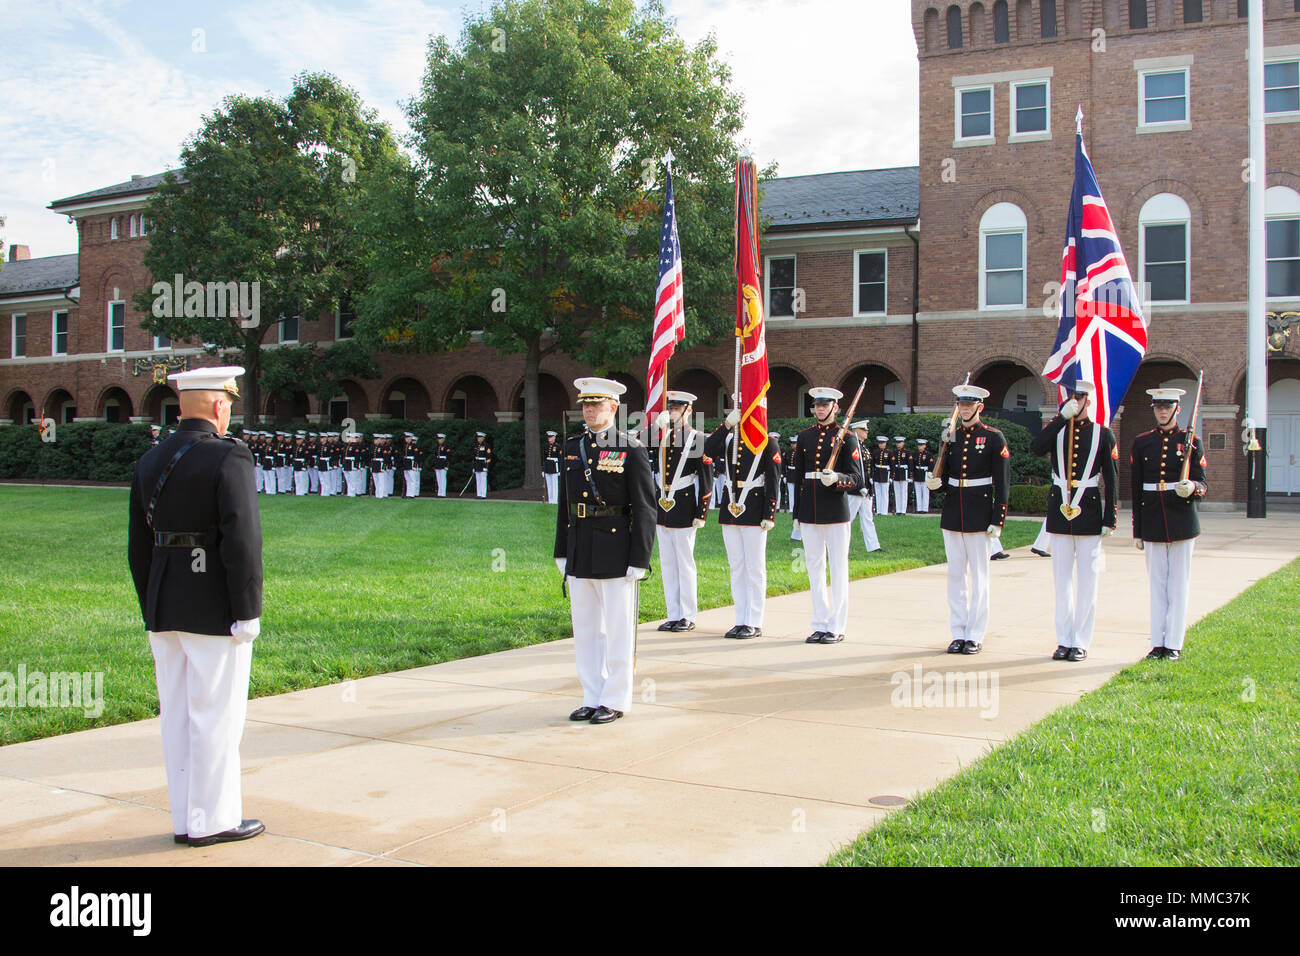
[
  {"x1": 0, "y1": 486, "x2": 1038, "y2": 745},
  {"x1": 828, "y1": 556, "x2": 1300, "y2": 867}
]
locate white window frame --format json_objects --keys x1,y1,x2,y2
[
  {"x1": 1009, "y1": 79, "x2": 1051, "y2": 142},
  {"x1": 107, "y1": 300, "x2": 126, "y2": 352},
  {"x1": 154, "y1": 331, "x2": 172, "y2": 350},
  {"x1": 280, "y1": 314, "x2": 300, "y2": 344},
  {"x1": 978, "y1": 204, "x2": 1027, "y2": 311},
  {"x1": 852, "y1": 249, "x2": 888, "y2": 317},
  {"x1": 11, "y1": 313, "x2": 27, "y2": 359},
  {"x1": 1138, "y1": 194, "x2": 1191, "y2": 305},
  {"x1": 1265, "y1": 186, "x2": 1300, "y2": 302},
  {"x1": 335, "y1": 305, "x2": 355, "y2": 339},
  {"x1": 110, "y1": 217, "x2": 118, "y2": 240},
  {"x1": 51, "y1": 310, "x2": 68, "y2": 356},
  {"x1": 1137, "y1": 67, "x2": 1190, "y2": 131},
  {"x1": 1264, "y1": 57, "x2": 1300, "y2": 119},
  {"x1": 954, "y1": 84, "x2": 996, "y2": 146},
  {"x1": 129, "y1": 214, "x2": 137, "y2": 237},
  {"x1": 764, "y1": 254, "x2": 797, "y2": 318},
  {"x1": 139, "y1": 216, "x2": 148, "y2": 236}
]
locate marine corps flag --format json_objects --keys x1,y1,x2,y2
[{"x1": 733, "y1": 155, "x2": 770, "y2": 454}]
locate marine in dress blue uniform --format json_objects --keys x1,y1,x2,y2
[
  {"x1": 650, "y1": 391, "x2": 713, "y2": 633},
  {"x1": 847, "y1": 421, "x2": 882, "y2": 552}
]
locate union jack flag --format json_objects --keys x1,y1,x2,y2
[
  {"x1": 646, "y1": 166, "x2": 686, "y2": 417},
  {"x1": 1041, "y1": 127, "x2": 1147, "y2": 428}
]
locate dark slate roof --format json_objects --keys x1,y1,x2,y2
[
  {"x1": 0, "y1": 254, "x2": 79, "y2": 297},
  {"x1": 49, "y1": 169, "x2": 185, "y2": 209},
  {"x1": 760, "y1": 166, "x2": 919, "y2": 231}
]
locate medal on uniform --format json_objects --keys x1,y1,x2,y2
[
  {"x1": 1060, "y1": 503, "x2": 1081, "y2": 520},
  {"x1": 659, "y1": 497, "x2": 675, "y2": 510},
  {"x1": 727, "y1": 501, "x2": 744, "y2": 517}
]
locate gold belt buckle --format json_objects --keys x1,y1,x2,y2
[
  {"x1": 576, "y1": 503, "x2": 587, "y2": 518},
  {"x1": 1069, "y1": 479, "x2": 1079, "y2": 488},
  {"x1": 1157, "y1": 481, "x2": 1167, "y2": 492}
]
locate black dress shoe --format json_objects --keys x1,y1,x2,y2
[
  {"x1": 677, "y1": 620, "x2": 696, "y2": 632},
  {"x1": 1052, "y1": 645, "x2": 1070, "y2": 660},
  {"x1": 961, "y1": 640, "x2": 982, "y2": 655},
  {"x1": 1031, "y1": 548, "x2": 1051, "y2": 557},
  {"x1": 1066, "y1": 647, "x2": 1088, "y2": 662},
  {"x1": 741, "y1": 627, "x2": 761, "y2": 639},
  {"x1": 724, "y1": 625, "x2": 743, "y2": 639},
  {"x1": 1164, "y1": 649, "x2": 1181, "y2": 661},
  {"x1": 990, "y1": 551, "x2": 1010, "y2": 560},
  {"x1": 657, "y1": 619, "x2": 678, "y2": 632},
  {"x1": 173, "y1": 834, "x2": 187, "y2": 845},
  {"x1": 589, "y1": 705, "x2": 623, "y2": 724},
  {"x1": 569, "y1": 706, "x2": 598, "y2": 721},
  {"x1": 187, "y1": 819, "x2": 265, "y2": 847},
  {"x1": 806, "y1": 632, "x2": 826, "y2": 644},
  {"x1": 1144, "y1": 647, "x2": 1166, "y2": 660},
  {"x1": 946, "y1": 639, "x2": 966, "y2": 654},
  {"x1": 819, "y1": 633, "x2": 844, "y2": 644}
]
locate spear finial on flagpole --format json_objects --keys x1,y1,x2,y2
[
  {"x1": 663, "y1": 148, "x2": 674, "y2": 173},
  {"x1": 1076, "y1": 105, "x2": 1083, "y2": 135}
]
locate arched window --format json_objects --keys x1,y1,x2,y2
[
  {"x1": 128, "y1": 214, "x2": 137, "y2": 237},
  {"x1": 1266, "y1": 186, "x2": 1300, "y2": 299},
  {"x1": 924, "y1": 7, "x2": 941, "y2": 52},
  {"x1": 1139, "y1": 193, "x2": 1191, "y2": 303},
  {"x1": 979, "y1": 203, "x2": 1027, "y2": 309},
  {"x1": 1041, "y1": 0, "x2": 1059, "y2": 36},
  {"x1": 994, "y1": 1, "x2": 1011, "y2": 41},
  {"x1": 1130, "y1": 0, "x2": 1149, "y2": 28},
  {"x1": 947, "y1": 4, "x2": 964, "y2": 48},
  {"x1": 110, "y1": 217, "x2": 118, "y2": 240}
]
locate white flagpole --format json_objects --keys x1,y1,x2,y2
[{"x1": 1247, "y1": 0, "x2": 1268, "y2": 516}]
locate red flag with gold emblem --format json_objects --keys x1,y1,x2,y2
[{"x1": 734, "y1": 156, "x2": 769, "y2": 454}]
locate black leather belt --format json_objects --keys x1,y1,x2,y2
[
  {"x1": 569, "y1": 504, "x2": 630, "y2": 519},
  {"x1": 154, "y1": 531, "x2": 209, "y2": 547}
]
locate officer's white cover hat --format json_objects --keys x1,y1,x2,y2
[
  {"x1": 916, "y1": 438, "x2": 929, "y2": 444},
  {"x1": 665, "y1": 390, "x2": 697, "y2": 405},
  {"x1": 436, "y1": 432, "x2": 446, "y2": 438},
  {"x1": 475, "y1": 431, "x2": 486, "y2": 437},
  {"x1": 876, "y1": 435, "x2": 889, "y2": 442},
  {"x1": 169, "y1": 364, "x2": 244, "y2": 397},
  {"x1": 953, "y1": 384, "x2": 990, "y2": 400},
  {"x1": 768, "y1": 431, "x2": 780, "y2": 439},
  {"x1": 1147, "y1": 387, "x2": 1185, "y2": 403},
  {"x1": 849, "y1": 419, "x2": 870, "y2": 430},
  {"x1": 808, "y1": 386, "x2": 842, "y2": 402},
  {"x1": 574, "y1": 377, "x2": 626, "y2": 403},
  {"x1": 893, "y1": 435, "x2": 906, "y2": 441},
  {"x1": 546, "y1": 430, "x2": 557, "y2": 437}
]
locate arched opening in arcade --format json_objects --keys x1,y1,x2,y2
[
  {"x1": 143, "y1": 384, "x2": 180, "y2": 426},
  {"x1": 266, "y1": 389, "x2": 309, "y2": 424},
  {"x1": 326, "y1": 379, "x2": 369, "y2": 425},
  {"x1": 6, "y1": 390, "x2": 35, "y2": 424},
  {"x1": 974, "y1": 361, "x2": 1044, "y2": 433},
  {"x1": 382, "y1": 377, "x2": 431, "y2": 420},
  {"x1": 445, "y1": 375, "x2": 499, "y2": 421},
  {"x1": 607, "y1": 372, "x2": 645, "y2": 416},
  {"x1": 836, "y1": 363, "x2": 905, "y2": 418},
  {"x1": 97, "y1": 387, "x2": 133, "y2": 423},
  {"x1": 768, "y1": 365, "x2": 810, "y2": 419},
  {"x1": 511, "y1": 372, "x2": 572, "y2": 423},
  {"x1": 1237, "y1": 355, "x2": 1300, "y2": 497},
  {"x1": 670, "y1": 367, "x2": 727, "y2": 419},
  {"x1": 43, "y1": 388, "x2": 76, "y2": 424}
]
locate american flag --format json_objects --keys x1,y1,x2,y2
[
  {"x1": 646, "y1": 166, "x2": 685, "y2": 416},
  {"x1": 1042, "y1": 127, "x2": 1147, "y2": 428}
]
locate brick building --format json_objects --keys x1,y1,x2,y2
[{"x1": 4, "y1": 0, "x2": 1300, "y2": 504}]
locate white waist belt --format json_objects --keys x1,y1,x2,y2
[
  {"x1": 947, "y1": 476, "x2": 993, "y2": 487},
  {"x1": 660, "y1": 476, "x2": 697, "y2": 494},
  {"x1": 803, "y1": 471, "x2": 834, "y2": 479},
  {"x1": 1142, "y1": 481, "x2": 1180, "y2": 492},
  {"x1": 738, "y1": 477, "x2": 765, "y2": 490},
  {"x1": 1053, "y1": 475, "x2": 1100, "y2": 491}
]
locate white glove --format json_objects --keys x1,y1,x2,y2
[
  {"x1": 759, "y1": 519, "x2": 774, "y2": 531},
  {"x1": 819, "y1": 469, "x2": 838, "y2": 486},
  {"x1": 1101, "y1": 526, "x2": 1115, "y2": 538},
  {"x1": 625, "y1": 566, "x2": 648, "y2": 582},
  {"x1": 1135, "y1": 539, "x2": 1145, "y2": 551},
  {"x1": 986, "y1": 524, "x2": 1000, "y2": 538},
  {"x1": 724, "y1": 409, "x2": 740, "y2": 428},
  {"x1": 556, "y1": 557, "x2": 566, "y2": 575},
  {"x1": 230, "y1": 618, "x2": 260, "y2": 643},
  {"x1": 691, "y1": 518, "x2": 705, "y2": 529},
  {"x1": 925, "y1": 475, "x2": 942, "y2": 491},
  {"x1": 1175, "y1": 479, "x2": 1195, "y2": 498},
  {"x1": 940, "y1": 425, "x2": 954, "y2": 443},
  {"x1": 654, "y1": 410, "x2": 670, "y2": 431},
  {"x1": 1060, "y1": 398, "x2": 1080, "y2": 420}
]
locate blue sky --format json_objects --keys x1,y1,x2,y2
[{"x1": 0, "y1": 0, "x2": 920, "y2": 259}]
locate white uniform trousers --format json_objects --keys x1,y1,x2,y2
[
  {"x1": 846, "y1": 494, "x2": 881, "y2": 552},
  {"x1": 892, "y1": 480, "x2": 909, "y2": 515},
  {"x1": 786, "y1": 481, "x2": 796, "y2": 513},
  {"x1": 722, "y1": 524, "x2": 768, "y2": 627},
  {"x1": 333, "y1": 468, "x2": 344, "y2": 495},
  {"x1": 544, "y1": 473, "x2": 559, "y2": 503},
  {"x1": 386, "y1": 469, "x2": 396, "y2": 497},
  {"x1": 656, "y1": 525, "x2": 698, "y2": 623},
  {"x1": 1050, "y1": 534, "x2": 1102, "y2": 649},
  {"x1": 713, "y1": 474, "x2": 726, "y2": 510},
  {"x1": 800, "y1": 521, "x2": 851, "y2": 635},
  {"x1": 148, "y1": 630, "x2": 253, "y2": 838},
  {"x1": 318, "y1": 470, "x2": 331, "y2": 496},
  {"x1": 261, "y1": 469, "x2": 275, "y2": 494},
  {"x1": 344, "y1": 469, "x2": 364, "y2": 497},
  {"x1": 914, "y1": 478, "x2": 930, "y2": 513},
  {"x1": 1033, "y1": 519, "x2": 1052, "y2": 553},
  {"x1": 873, "y1": 482, "x2": 891, "y2": 513},
  {"x1": 988, "y1": 533, "x2": 1003, "y2": 556},
  {"x1": 474, "y1": 471, "x2": 486, "y2": 497},
  {"x1": 1145, "y1": 539, "x2": 1195, "y2": 651},
  {"x1": 435, "y1": 469, "x2": 448, "y2": 496},
  {"x1": 943, "y1": 530, "x2": 991, "y2": 644},
  {"x1": 253, "y1": 465, "x2": 263, "y2": 492},
  {"x1": 293, "y1": 471, "x2": 309, "y2": 495},
  {"x1": 372, "y1": 472, "x2": 387, "y2": 498},
  {"x1": 308, "y1": 468, "x2": 319, "y2": 493},
  {"x1": 277, "y1": 467, "x2": 292, "y2": 493},
  {"x1": 568, "y1": 576, "x2": 637, "y2": 713},
  {"x1": 404, "y1": 469, "x2": 421, "y2": 497}
]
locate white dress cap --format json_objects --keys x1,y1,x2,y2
[
  {"x1": 807, "y1": 386, "x2": 843, "y2": 402},
  {"x1": 168, "y1": 365, "x2": 245, "y2": 396}
]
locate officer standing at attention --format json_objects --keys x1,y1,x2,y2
[
  {"x1": 126, "y1": 366, "x2": 264, "y2": 847},
  {"x1": 650, "y1": 391, "x2": 712, "y2": 633},
  {"x1": 554, "y1": 377, "x2": 655, "y2": 724},
  {"x1": 1132, "y1": 387, "x2": 1207, "y2": 661},
  {"x1": 543, "y1": 431, "x2": 562, "y2": 503},
  {"x1": 342, "y1": 434, "x2": 365, "y2": 497},
  {"x1": 847, "y1": 420, "x2": 882, "y2": 553},
  {"x1": 769, "y1": 432, "x2": 783, "y2": 512},
  {"x1": 292, "y1": 432, "x2": 310, "y2": 496},
  {"x1": 402, "y1": 432, "x2": 423, "y2": 498},
  {"x1": 433, "y1": 433, "x2": 450, "y2": 497},
  {"x1": 784, "y1": 436, "x2": 799, "y2": 515},
  {"x1": 704, "y1": 404, "x2": 778, "y2": 639},
  {"x1": 791, "y1": 386, "x2": 866, "y2": 644},
  {"x1": 1029, "y1": 381, "x2": 1117, "y2": 662},
  {"x1": 914, "y1": 438, "x2": 934, "y2": 514},
  {"x1": 473, "y1": 432, "x2": 492, "y2": 498},
  {"x1": 891, "y1": 435, "x2": 913, "y2": 515},
  {"x1": 872, "y1": 435, "x2": 892, "y2": 513},
  {"x1": 925, "y1": 383, "x2": 1010, "y2": 654}
]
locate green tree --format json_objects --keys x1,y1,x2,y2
[
  {"x1": 358, "y1": 0, "x2": 748, "y2": 490},
  {"x1": 260, "y1": 340, "x2": 382, "y2": 419},
  {"x1": 135, "y1": 72, "x2": 403, "y2": 422}
]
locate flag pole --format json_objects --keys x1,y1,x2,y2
[
  {"x1": 732, "y1": 155, "x2": 745, "y2": 506},
  {"x1": 659, "y1": 150, "x2": 675, "y2": 507}
]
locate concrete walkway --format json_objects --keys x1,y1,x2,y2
[{"x1": 1, "y1": 513, "x2": 1295, "y2": 867}]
